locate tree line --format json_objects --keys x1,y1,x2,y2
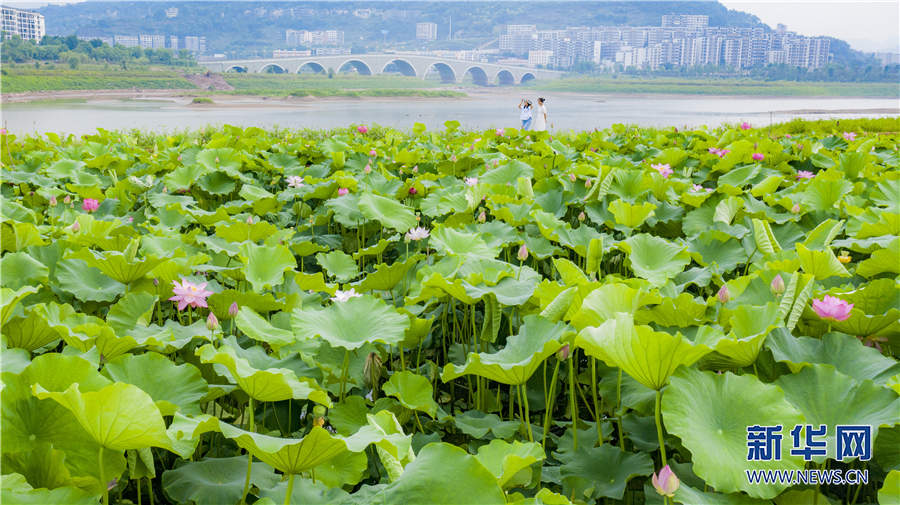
[{"x1": 1, "y1": 33, "x2": 197, "y2": 67}]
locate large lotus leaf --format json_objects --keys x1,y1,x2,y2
[
  {"x1": 474, "y1": 439, "x2": 545, "y2": 490},
  {"x1": 856, "y1": 237, "x2": 900, "y2": 278},
  {"x1": 208, "y1": 290, "x2": 284, "y2": 320},
  {"x1": 430, "y1": 226, "x2": 500, "y2": 260},
  {"x1": 442, "y1": 315, "x2": 571, "y2": 385},
  {"x1": 774, "y1": 364, "x2": 899, "y2": 463},
  {"x1": 382, "y1": 370, "x2": 438, "y2": 418},
  {"x1": 358, "y1": 257, "x2": 418, "y2": 292},
  {"x1": 2, "y1": 348, "x2": 31, "y2": 374},
  {"x1": 239, "y1": 242, "x2": 296, "y2": 292},
  {"x1": 105, "y1": 292, "x2": 157, "y2": 333},
  {"x1": 829, "y1": 278, "x2": 900, "y2": 337},
  {"x1": 642, "y1": 483, "x2": 772, "y2": 505},
  {"x1": 875, "y1": 426, "x2": 900, "y2": 472},
  {"x1": 687, "y1": 230, "x2": 748, "y2": 272},
  {"x1": 197, "y1": 344, "x2": 330, "y2": 405},
  {"x1": 358, "y1": 191, "x2": 416, "y2": 232},
  {"x1": 464, "y1": 276, "x2": 539, "y2": 307},
  {"x1": 453, "y1": 410, "x2": 522, "y2": 440},
  {"x1": 634, "y1": 293, "x2": 709, "y2": 328},
  {"x1": 56, "y1": 259, "x2": 126, "y2": 303},
  {"x1": 620, "y1": 234, "x2": 691, "y2": 287},
  {"x1": 315, "y1": 250, "x2": 359, "y2": 282},
  {"x1": 560, "y1": 443, "x2": 654, "y2": 500},
  {"x1": 196, "y1": 147, "x2": 241, "y2": 175},
  {"x1": 702, "y1": 303, "x2": 782, "y2": 369},
  {"x1": 0, "y1": 251, "x2": 49, "y2": 290},
  {"x1": 32, "y1": 382, "x2": 171, "y2": 451},
  {"x1": 291, "y1": 295, "x2": 409, "y2": 351},
  {"x1": 880, "y1": 470, "x2": 900, "y2": 505},
  {"x1": 161, "y1": 456, "x2": 280, "y2": 505},
  {"x1": 235, "y1": 306, "x2": 295, "y2": 347},
  {"x1": 374, "y1": 442, "x2": 507, "y2": 505},
  {"x1": 662, "y1": 368, "x2": 805, "y2": 499},
  {"x1": 257, "y1": 477, "x2": 351, "y2": 504},
  {"x1": 795, "y1": 243, "x2": 849, "y2": 280},
  {"x1": 766, "y1": 331, "x2": 900, "y2": 386},
  {"x1": 0, "y1": 486, "x2": 98, "y2": 504},
  {"x1": 216, "y1": 221, "x2": 279, "y2": 244},
  {"x1": 1, "y1": 286, "x2": 39, "y2": 326},
  {"x1": 2, "y1": 303, "x2": 73, "y2": 352},
  {"x1": 802, "y1": 178, "x2": 854, "y2": 212},
  {"x1": 306, "y1": 450, "x2": 368, "y2": 488},
  {"x1": 325, "y1": 192, "x2": 366, "y2": 227},
  {"x1": 609, "y1": 200, "x2": 656, "y2": 229},
  {"x1": 570, "y1": 283, "x2": 660, "y2": 331},
  {"x1": 101, "y1": 353, "x2": 208, "y2": 417},
  {"x1": 576, "y1": 312, "x2": 711, "y2": 390},
  {"x1": 66, "y1": 248, "x2": 168, "y2": 285}
]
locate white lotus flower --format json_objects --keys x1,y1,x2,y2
[
  {"x1": 405, "y1": 226, "x2": 430, "y2": 242},
  {"x1": 330, "y1": 288, "x2": 363, "y2": 303}
]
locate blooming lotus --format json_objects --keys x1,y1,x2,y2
[
  {"x1": 812, "y1": 295, "x2": 853, "y2": 322},
  {"x1": 169, "y1": 279, "x2": 213, "y2": 311},
  {"x1": 740, "y1": 122, "x2": 751, "y2": 130},
  {"x1": 0, "y1": 128, "x2": 7, "y2": 135},
  {"x1": 691, "y1": 184, "x2": 705, "y2": 192},
  {"x1": 338, "y1": 188, "x2": 349, "y2": 196},
  {"x1": 796, "y1": 171, "x2": 814, "y2": 180},
  {"x1": 465, "y1": 177, "x2": 478, "y2": 187},
  {"x1": 752, "y1": 153, "x2": 764, "y2": 161},
  {"x1": 286, "y1": 175, "x2": 304, "y2": 188},
  {"x1": 651, "y1": 163, "x2": 673, "y2": 178},
  {"x1": 405, "y1": 226, "x2": 430, "y2": 241},
  {"x1": 717, "y1": 149, "x2": 731, "y2": 157},
  {"x1": 708, "y1": 147, "x2": 720, "y2": 154},
  {"x1": 495, "y1": 129, "x2": 504, "y2": 136},
  {"x1": 82, "y1": 198, "x2": 99, "y2": 213},
  {"x1": 652, "y1": 465, "x2": 680, "y2": 497},
  {"x1": 843, "y1": 132, "x2": 857, "y2": 142},
  {"x1": 330, "y1": 288, "x2": 363, "y2": 303},
  {"x1": 357, "y1": 125, "x2": 368, "y2": 134}
]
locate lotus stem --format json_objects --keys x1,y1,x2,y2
[
  {"x1": 99, "y1": 447, "x2": 108, "y2": 505},
  {"x1": 542, "y1": 359, "x2": 562, "y2": 449},
  {"x1": 617, "y1": 369, "x2": 625, "y2": 452},
  {"x1": 568, "y1": 355, "x2": 578, "y2": 450},
  {"x1": 138, "y1": 478, "x2": 142, "y2": 505},
  {"x1": 591, "y1": 358, "x2": 603, "y2": 445},
  {"x1": 850, "y1": 461, "x2": 866, "y2": 505},
  {"x1": 509, "y1": 383, "x2": 516, "y2": 422},
  {"x1": 339, "y1": 350, "x2": 350, "y2": 402},
  {"x1": 148, "y1": 475, "x2": 154, "y2": 505},
  {"x1": 655, "y1": 389, "x2": 666, "y2": 467},
  {"x1": 399, "y1": 345, "x2": 406, "y2": 371},
  {"x1": 520, "y1": 383, "x2": 534, "y2": 442},
  {"x1": 240, "y1": 398, "x2": 255, "y2": 505},
  {"x1": 284, "y1": 473, "x2": 296, "y2": 505},
  {"x1": 414, "y1": 411, "x2": 426, "y2": 433}
]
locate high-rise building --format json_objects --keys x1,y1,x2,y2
[
  {"x1": 324, "y1": 30, "x2": 344, "y2": 45},
  {"x1": 1, "y1": 6, "x2": 45, "y2": 42},
  {"x1": 114, "y1": 35, "x2": 140, "y2": 47},
  {"x1": 416, "y1": 22, "x2": 437, "y2": 41},
  {"x1": 170, "y1": 35, "x2": 179, "y2": 51},
  {"x1": 185, "y1": 36, "x2": 200, "y2": 52},
  {"x1": 152, "y1": 35, "x2": 165, "y2": 49},
  {"x1": 139, "y1": 35, "x2": 153, "y2": 49},
  {"x1": 662, "y1": 14, "x2": 709, "y2": 31},
  {"x1": 199, "y1": 37, "x2": 206, "y2": 54}
]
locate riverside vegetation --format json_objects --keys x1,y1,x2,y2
[{"x1": 0, "y1": 120, "x2": 898, "y2": 505}]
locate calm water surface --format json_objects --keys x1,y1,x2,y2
[{"x1": 3, "y1": 93, "x2": 897, "y2": 136}]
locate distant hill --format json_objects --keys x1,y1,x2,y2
[{"x1": 38, "y1": 1, "x2": 770, "y2": 57}]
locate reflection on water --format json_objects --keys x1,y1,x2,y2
[{"x1": 3, "y1": 94, "x2": 897, "y2": 136}]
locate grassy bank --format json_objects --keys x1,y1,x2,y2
[
  {"x1": 523, "y1": 76, "x2": 900, "y2": 97},
  {"x1": 1, "y1": 65, "x2": 196, "y2": 93},
  {"x1": 222, "y1": 73, "x2": 445, "y2": 91}
]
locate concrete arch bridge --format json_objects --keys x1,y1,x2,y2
[{"x1": 200, "y1": 54, "x2": 563, "y2": 86}]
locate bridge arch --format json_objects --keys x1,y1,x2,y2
[
  {"x1": 225, "y1": 65, "x2": 247, "y2": 73},
  {"x1": 337, "y1": 59, "x2": 373, "y2": 76},
  {"x1": 296, "y1": 61, "x2": 326, "y2": 74},
  {"x1": 495, "y1": 70, "x2": 515, "y2": 86},
  {"x1": 259, "y1": 63, "x2": 287, "y2": 74},
  {"x1": 462, "y1": 65, "x2": 490, "y2": 86},
  {"x1": 381, "y1": 58, "x2": 418, "y2": 77},
  {"x1": 424, "y1": 62, "x2": 457, "y2": 83},
  {"x1": 520, "y1": 72, "x2": 536, "y2": 84}
]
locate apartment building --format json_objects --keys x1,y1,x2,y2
[
  {"x1": 528, "y1": 50, "x2": 554, "y2": 67},
  {"x1": 662, "y1": 14, "x2": 709, "y2": 31},
  {"x1": 170, "y1": 35, "x2": 179, "y2": 51},
  {"x1": 416, "y1": 22, "x2": 438, "y2": 42},
  {"x1": 114, "y1": 35, "x2": 140, "y2": 47},
  {"x1": 286, "y1": 29, "x2": 345, "y2": 46},
  {"x1": 185, "y1": 36, "x2": 206, "y2": 54},
  {"x1": 1, "y1": 6, "x2": 45, "y2": 42}
]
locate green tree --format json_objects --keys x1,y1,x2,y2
[{"x1": 67, "y1": 55, "x2": 80, "y2": 69}]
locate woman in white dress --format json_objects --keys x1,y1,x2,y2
[{"x1": 533, "y1": 97, "x2": 548, "y2": 131}]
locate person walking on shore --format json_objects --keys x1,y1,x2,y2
[
  {"x1": 519, "y1": 99, "x2": 533, "y2": 130},
  {"x1": 533, "y1": 97, "x2": 547, "y2": 131}
]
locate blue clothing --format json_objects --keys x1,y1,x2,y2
[{"x1": 522, "y1": 118, "x2": 532, "y2": 130}]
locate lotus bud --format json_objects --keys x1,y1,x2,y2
[
  {"x1": 64, "y1": 195, "x2": 71, "y2": 204},
  {"x1": 450, "y1": 154, "x2": 457, "y2": 162},
  {"x1": 412, "y1": 165, "x2": 418, "y2": 174},
  {"x1": 357, "y1": 125, "x2": 368, "y2": 134},
  {"x1": 717, "y1": 285, "x2": 731, "y2": 304},
  {"x1": 569, "y1": 173, "x2": 577, "y2": 182},
  {"x1": 578, "y1": 211, "x2": 586, "y2": 222},
  {"x1": 791, "y1": 204, "x2": 801, "y2": 214},
  {"x1": 70, "y1": 203, "x2": 74, "y2": 209},
  {"x1": 556, "y1": 344, "x2": 570, "y2": 361},
  {"x1": 206, "y1": 312, "x2": 219, "y2": 332},
  {"x1": 584, "y1": 180, "x2": 592, "y2": 189},
  {"x1": 72, "y1": 221, "x2": 80, "y2": 232},
  {"x1": 214, "y1": 157, "x2": 219, "y2": 164},
  {"x1": 229, "y1": 302, "x2": 239, "y2": 317},
  {"x1": 770, "y1": 274, "x2": 785, "y2": 296},
  {"x1": 177, "y1": 155, "x2": 182, "y2": 162},
  {"x1": 49, "y1": 195, "x2": 58, "y2": 206},
  {"x1": 246, "y1": 216, "x2": 253, "y2": 224},
  {"x1": 153, "y1": 278, "x2": 159, "y2": 286},
  {"x1": 478, "y1": 211, "x2": 486, "y2": 223},
  {"x1": 363, "y1": 351, "x2": 383, "y2": 389},
  {"x1": 652, "y1": 465, "x2": 680, "y2": 498},
  {"x1": 364, "y1": 164, "x2": 372, "y2": 174},
  {"x1": 408, "y1": 187, "x2": 418, "y2": 195},
  {"x1": 163, "y1": 187, "x2": 168, "y2": 193},
  {"x1": 492, "y1": 159, "x2": 499, "y2": 168},
  {"x1": 369, "y1": 149, "x2": 377, "y2": 156},
  {"x1": 517, "y1": 244, "x2": 528, "y2": 261}
]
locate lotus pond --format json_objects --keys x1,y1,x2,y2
[{"x1": 0, "y1": 121, "x2": 898, "y2": 505}]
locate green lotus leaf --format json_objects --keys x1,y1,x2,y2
[
  {"x1": 239, "y1": 184, "x2": 275, "y2": 202},
  {"x1": 576, "y1": 312, "x2": 711, "y2": 390},
  {"x1": 570, "y1": 283, "x2": 660, "y2": 331},
  {"x1": 560, "y1": 443, "x2": 653, "y2": 500},
  {"x1": 196, "y1": 147, "x2": 242, "y2": 176},
  {"x1": 662, "y1": 368, "x2": 805, "y2": 499},
  {"x1": 216, "y1": 220, "x2": 279, "y2": 243},
  {"x1": 291, "y1": 295, "x2": 410, "y2": 351},
  {"x1": 239, "y1": 242, "x2": 297, "y2": 292},
  {"x1": 207, "y1": 290, "x2": 284, "y2": 320},
  {"x1": 453, "y1": 410, "x2": 522, "y2": 440},
  {"x1": 0, "y1": 486, "x2": 98, "y2": 504},
  {"x1": 315, "y1": 250, "x2": 359, "y2": 282},
  {"x1": 464, "y1": 276, "x2": 539, "y2": 307},
  {"x1": 382, "y1": 370, "x2": 438, "y2": 418},
  {"x1": 0, "y1": 251, "x2": 49, "y2": 291},
  {"x1": 2, "y1": 347, "x2": 31, "y2": 374},
  {"x1": 161, "y1": 456, "x2": 280, "y2": 505},
  {"x1": 802, "y1": 178, "x2": 854, "y2": 212},
  {"x1": 164, "y1": 164, "x2": 207, "y2": 191},
  {"x1": 0, "y1": 472, "x2": 33, "y2": 492},
  {"x1": 2, "y1": 303, "x2": 73, "y2": 352},
  {"x1": 609, "y1": 200, "x2": 656, "y2": 229},
  {"x1": 101, "y1": 352, "x2": 208, "y2": 417},
  {"x1": 181, "y1": 206, "x2": 231, "y2": 227},
  {"x1": 875, "y1": 426, "x2": 900, "y2": 472},
  {"x1": 443, "y1": 315, "x2": 570, "y2": 385},
  {"x1": 856, "y1": 237, "x2": 900, "y2": 278},
  {"x1": 56, "y1": 259, "x2": 126, "y2": 303},
  {"x1": 430, "y1": 225, "x2": 500, "y2": 260},
  {"x1": 620, "y1": 234, "x2": 691, "y2": 287},
  {"x1": 416, "y1": 273, "x2": 476, "y2": 304},
  {"x1": 307, "y1": 450, "x2": 368, "y2": 488},
  {"x1": 766, "y1": 331, "x2": 900, "y2": 386},
  {"x1": 634, "y1": 293, "x2": 709, "y2": 328},
  {"x1": 258, "y1": 478, "x2": 350, "y2": 504},
  {"x1": 1, "y1": 286, "x2": 39, "y2": 326},
  {"x1": 774, "y1": 364, "x2": 898, "y2": 463},
  {"x1": 66, "y1": 248, "x2": 168, "y2": 285},
  {"x1": 474, "y1": 439, "x2": 545, "y2": 490},
  {"x1": 358, "y1": 191, "x2": 416, "y2": 232},
  {"x1": 374, "y1": 442, "x2": 507, "y2": 505},
  {"x1": 358, "y1": 257, "x2": 418, "y2": 292},
  {"x1": 235, "y1": 306, "x2": 295, "y2": 347},
  {"x1": 540, "y1": 286, "x2": 578, "y2": 323},
  {"x1": 701, "y1": 303, "x2": 782, "y2": 369},
  {"x1": 795, "y1": 243, "x2": 849, "y2": 280},
  {"x1": 880, "y1": 470, "x2": 900, "y2": 505},
  {"x1": 1, "y1": 443, "x2": 92, "y2": 492},
  {"x1": 197, "y1": 343, "x2": 330, "y2": 405},
  {"x1": 802, "y1": 219, "x2": 844, "y2": 251},
  {"x1": 325, "y1": 192, "x2": 366, "y2": 227},
  {"x1": 643, "y1": 483, "x2": 772, "y2": 505},
  {"x1": 687, "y1": 230, "x2": 748, "y2": 272}
]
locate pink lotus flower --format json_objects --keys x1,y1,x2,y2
[
  {"x1": 740, "y1": 122, "x2": 751, "y2": 130},
  {"x1": 408, "y1": 187, "x2": 418, "y2": 195},
  {"x1": 357, "y1": 125, "x2": 368, "y2": 134},
  {"x1": 785, "y1": 134, "x2": 792, "y2": 138},
  {"x1": 82, "y1": 198, "x2": 99, "y2": 213},
  {"x1": 338, "y1": 188, "x2": 349, "y2": 196},
  {"x1": 569, "y1": 173, "x2": 577, "y2": 182},
  {"x1": 229, "y1": 302, "x2": 239, "y2": 317},
  {"x1": 206, "y1": 312, "x2": 219, "y2": 331},
  {"x1": 517, "y1": 244, "x2": 529, "y2": 261},
  {"x1": 717, "y1": 285, "x2": 730, "y2": 304},
  {"x1": 369, "y1": 149, "x2": 377, "y2": 156},
  {"x1": 858, "y1": 335, "x2": 888, "y2": 352},
  {"x1": 64, "y1": 195, "x2": 71, "y2": 204},
  {"x1": 330, "y1": 288, "x2": 363, "y2": 303},
  {"x1": 412, "y1": 165, "x2": 418, "y2": 174},
  {"x1": 791, "y1": 204, "x2": 801, "y2": 214},
  {"x1": 708, "y1": 147, "x2": 720, "y2": 154},
  {"x1": 405, "y1": 226, "x2": 430, "y2": 241},
  {"x1": 286, "y1": 175, "x2": 304, "y2": 188},
  {"x1": 796, "y1": 171, "x2": 814, "y2": 180},
  {"x1": 771, "y1": 274, "x2": 785, "y2": 295},
  {"x1": 169, "y1": 279, "x2": 213, "y2": 311},
  {"x1": 691, "y1": 184, "x2": 705, "y2": 192},
  {"x1": 71, "y1": 222, "x2": 80, "y2": 232},
  {"x1": 812, "y1": 295, "x2": 853, "y2": 322},
  {"x1": 478, "y1": 211, "x2": 486, "y2": 223},
  {"x1": 752, "y1": 153, "x2": 764, "y2": 161},
  {"x1": 450, "y1": 154, "x2": 457, "y2": 162},
  {"x1": 717, "y1": 149, "x2": 731, "y2": 157},
  {"x1": 465, "y1": 177, "x2": 478, "y2": 187},
  {"x1": 652, "y1": 465, "x2": 680, "y2": 497},
  {"x1": 652, "y1": 163, "x2": 673, "y2": 178},
  {"x1": 584, "y1": 180, "x2": 592, "y2": 189},
  {"x1": 495, "y1": 129, "x2": 504, "y2": 137},
  {"x1": 364, "y1": 164, "x2": 372, "y2": 174},
  {"x1": 0, "y1": 128, "x2": 7, "y2": 135},
  {"x1": 842, "y1": 132, "x2": 856, "y2": 142},
  {"x1": 49, "y1": 196, "x2": 58, "y2": 206},
  {"x1": 246, "y1": 216, "x2": 254, "y2": 224},
  {"x1": 177, "y1": 155, "x2": 182, "y2": 162}
]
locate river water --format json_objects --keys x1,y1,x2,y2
[{"x1": 2, "y1": 92, "x2": 897, "y2": 136}]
